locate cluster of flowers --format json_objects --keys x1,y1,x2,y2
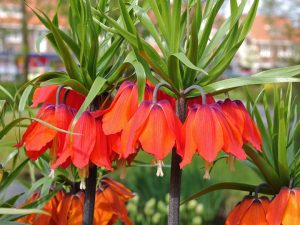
[
  {"x1": 17, "y1": 177, "x2": 134, "y2": 225},
  {"x1": 226, "y1": 186, "x2": 300, "y2": 225},
  {"x1": 17, "y1": 81, "x2": 262, "y2": 179}
]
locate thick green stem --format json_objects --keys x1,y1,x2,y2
[{"x1": 168, "y1": 96, "x2": 187, "y2": 225}]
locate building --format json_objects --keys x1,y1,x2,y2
[
  {"x1": 239, "y1": 15, "x2": 300, "y2": 71},
  {"x1": 0, "y1": 0, "x2": 66, "y2": 81}
]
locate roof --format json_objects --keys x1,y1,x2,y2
[{"x1": 248, "y1": 15, "x2": 300, "y2": 43}]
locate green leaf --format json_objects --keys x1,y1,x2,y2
[
  {"x1": 238, "y1": 0, "x2": 259, "y2": 42},
  {"x1": 147, "y1": 0, "x2": 168, "y2": 43},
  {"x1": 0, "y1": 208, "x2": 48, "y2": 215},
  {"x1": 171, "y1": 53, "x2": 208, "y2": 75},
  {"x1": 62, "y1": 79, "x2": 89, "y2": 96},
  {"x1": 197, "y1": 0, "x2": 224, "y2": 60},
  {"x1": 277, "y1": 98, "x2": 289, "y2": 185},
  {"x1": 0, "y1": 159, "x2": 29, "y2": 193},
  {"x1": 132, "y1": 5, "x2": 166, "y2": 57},
  {"x1": 0, "y1": 85, "x2": 14, "y2": 102},
  {"x1": 37, "y1": 10, "x2": 83, "y2": 83},
  {"x1": 244, "y1": 145, "x2": 281, "y2": 191},
  {"x1": 72, "y1": 76, "x2": 107, "y2": 127},
  {"x1": 181, "y1": 182, "x2": 275, "y2": 204},
  {"x1": 199, "y1": 66, "x2": 300, "y2": 95},
  {"x1": 0, "y1": 193, "x2": 24, "y2": 208},
  {"x1": 18, "y1": 85, "x2": 33, "y2": 114}
]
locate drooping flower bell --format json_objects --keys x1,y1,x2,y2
[
  {"x1": 52, "y1": 111, "x2": 97, "y2": 169},
  {"x1": 180, "y1": 98, "x2": 245, "y2": 178},
  {"x1": 220, "y1": 99, "x2": 262, "y2": 151},
  {"x1": 16, "y1": 104, "x2": 57, "y2": 160},
  {"x1": 266, "y1": 186, "x2": 300, "y2": 225},
  {"x1": 52, "y1": 111, "x2": 115, "y2": 186},
  {"x1": 95, "y1": 177, "x2": 134, "y2": 225},
  {"x1": 16, "y1": 86, "x2": 77, "y2": 167},
  {"x1": 120, "y1": 83, "x2": 182, "y2": 176},
  {"x1": 16, "y1": 178, "x2": 134, "y2": 225},
  {"x1": 32, "y1": 85, "x2": 85, "y2": 110},
  {"x1": 100, "y1": 81, "x2": 153, "y2": 168},
  {"x1": 102, "y1": 81, "x2": 152, "y2": 135},
  {"x1": 226, "y1": 196, "x2": 270, "y2": 225}
]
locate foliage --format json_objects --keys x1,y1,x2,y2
[{"x1": 0, "y1": 0, "x2": 300, "y2": 224}]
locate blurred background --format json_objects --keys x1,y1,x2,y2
[{"x1": 0, "y1": 0, "x2": 299, "y2": 224}]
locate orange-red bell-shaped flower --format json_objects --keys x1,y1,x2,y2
[
  {"x1": 102, "y1": 81, "x2": 151, "y2": 135},
  {"x1": 220, "y1": 99, "x2": 262, "y2": 151},
  {"x1": 226, "y1": 196, "x2": 270, "y2": 225},
  {"x1": 32, "y1": 85, "x2": 85, "y2": 110},
  {"x1": 16, "y1": 178, "x2": 134, "y2": 225},
  {"x1": 266, "y1": 187, "x2": 300, "y2": 225},
  {"x1": 180, "y1": 103, "x2": 245, "y2": 169},
  {"x1": 121, "y1": 100, "x2": 182, "y2": 160}
]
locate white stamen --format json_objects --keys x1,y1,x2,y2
[
  {"x1": 49, "y1": 169, "x2": 55, "y2": 179},
  {"x1": 203, "y1": 169, "x2": 211, "y2": 180},
  {"x1": 80, "y1": 179, "x2": 86, "y2": 190},
  {"x1": 156, "y1": 160, "x2": 164, "y2": 177}
]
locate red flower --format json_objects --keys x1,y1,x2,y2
[
  {"x1": 220, "y1": 99, "x2": 262, "y2": 151},
  {"x1": 17, "y1": 178, "x2": 134, "y2": 225},
  {"x1": 52, "y1": 111, "x2": 97, "y2": 169},
  {"x1": 226, "y1": 196, "x2": 269, "y2": 225},
  {"x1": 90, "y1": 118, "x2": 115, "y2": 170},
  {"x1": 266, "y1": 187, "x2": 300, "y2": 225},
  {"x1": 188, "y1": 94, "x2": 215, "y2": 107},
  {"x1": 95, "y1": 177, "x2": 134, "y2": 225},
  {"x1": 17, "y1": 104, "x2": 75, "y2": 164},
  {"x1": 121, "y1": 100, "x2": 181, "y2": 159},
  {"x1": 32, "y1": 85, "x2": 85, "y2": 110},
  {"x1": 17, "y1": 105, "x2": 57, "y2": 159},
  {"x1": 102, "y1": 81, "x2": 152, "y2": 135},
  {"x1": 180, "y1": 103, "x2": 245, "y2": 170}
]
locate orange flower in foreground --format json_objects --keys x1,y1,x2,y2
[
  {"x1": 32, "y1": 85, "x2": 85, "y2": 110},
  {"x1": 266, "y1": 187, "x2": 300, "y2": 225},
  {"x1": 17, "y1": 178, "x2": 133, "y2": 225},
  {"x1": 180, "y1": 103, "x2": 245, "y2": 175},
  {"x1": 226, "y1": 196, "x2": 269, "y2": 225},
  {"x1": 95, "y1": 177, "x2": 134, "y2": 225},
  {"x1": 121, "y1": 100, "x2": 181, "y2": 175},
  {"x1": 220, "y1": 99, "x2": 262, "y2": 151}
]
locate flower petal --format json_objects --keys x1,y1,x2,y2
[
  {"x1": 90, "y1": 119, "x2": 113, "y2": 170},
  {"x1": 121, "y1": 101, "x2": 152, "y2": 158},
  {"x1": 102, "y1": 82, "x2": 138, "y2": 135},
  {"x1": 282, "y1": 190, "x2": 300, "y2": 225},
  {"x1": 241, "y1": 200, "x2": 269, "y2": 225},
  {"x1": 214, "y1": 105, "x2": 245, "y2": 159},
  {"x1": 193, "y1": 105, "x2": 224, "y2": 163},
  {"x1": 70, "y1": 112, "x2": 97, "y2": 168},
  {"x1": 266, "y1": 187, "x2": 290, "y2": 225},
  {"x1": 139, "y1": 103, "x2": 175, "y2": 160},
  {"x1": 24, "y1": 105, "x2": 57, "y2": 152},
  {"x1": 180, "y1": 108, "x2": 197, "y2": 168}
]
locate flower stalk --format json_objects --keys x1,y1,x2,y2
[
  {"x1": 82, "y1": 165, "x2": 97, "y2": 225},
  {"x1": 82, "y1": 98, "x2": 100, "y2": 225},
  {"x1": 168, "y1": 96, "x2": 187, "y2": 225}
]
